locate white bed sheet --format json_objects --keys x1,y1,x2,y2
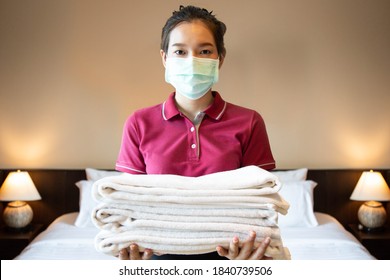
[
  {"x1": 15, "y1": 213, "x2": 116, "y2": 260},
  {"x1": 15, "y1": 212, "x2": 375, "y2": 260},
  {"x1": 281, "y1": 212, "x2": 375, "y2": 260}
]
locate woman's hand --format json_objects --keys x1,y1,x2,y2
[
  {"x1": 216, "y1": 231, "x2": 273, "y2": 260},
  {"x1": 118, "y1": 243, "x2": 154, "y2": 260}
]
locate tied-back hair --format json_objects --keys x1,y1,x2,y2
[{"x1": 161, "y1": 5, "x2": 227, "y2": 57}]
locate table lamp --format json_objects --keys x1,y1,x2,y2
[
  {"x1": 0, "y1": 170, "x2": 41, "y2": 229},
  {"x1": 350, "y1": 170, "x2": 390, "y2": 231}
]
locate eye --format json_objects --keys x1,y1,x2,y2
[
  {"x1": 200, "y1": 49, "x2": 212, "y2": 55},
  {"x1": 173, "y1": 50, "x2": 186, "y2": 56}
]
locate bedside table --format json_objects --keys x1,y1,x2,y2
[
  {"x1": 348, "y1": 224, "x2": 390, "y2": 260},
  {"x1": 0, "y1": 224, "x2": 44, "y2": 260}
]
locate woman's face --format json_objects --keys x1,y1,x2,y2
[{"x1": 161, "y1": 20, "x2": 223, "y2": 66}]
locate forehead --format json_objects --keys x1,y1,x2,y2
[{"x1": 169, "y1": 20, "x2": 216, "y2": 47}]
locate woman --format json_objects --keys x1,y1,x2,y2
[{"x1": 116, "y1": 5, "x2": 275, "y2": 260}]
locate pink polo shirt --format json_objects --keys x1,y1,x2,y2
[{"x1": 116, "y1": 92, "x2": 275, "y2": 176}]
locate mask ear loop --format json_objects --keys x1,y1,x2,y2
[{"x1": 217, "y1": 54, "x2": 225, "y2": 69}]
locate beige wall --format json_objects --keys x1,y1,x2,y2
[{"x1": 0, "y1": 0, "x2": 389, "y2": 170}]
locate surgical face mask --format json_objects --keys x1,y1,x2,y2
[{"x1": 165, "y1": 56, "x2": 219, "y2": 100}]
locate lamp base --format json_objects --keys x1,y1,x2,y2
[
  {"x1": 3, "y1": 201, "x2": 33, "y2": 229},
  {"x1": 357, "y1": 201, "x2": 387, "y2": 231}
]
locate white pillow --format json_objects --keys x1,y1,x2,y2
[
  {"x1": 278, "y1": 180, "x2": 318, "y2": 228},
  {"x1": 74, "y1": 168, "x2": 122, "y2": 227},
  {"x1": 74, "y1": 180, "x2": 97, "y2": 228},
  {"x1": 271, "y1": 168, "x2": 308, "y2": 182},
  {"x1": 85, "y1": 168, "x2": 122, "y2": 181}
]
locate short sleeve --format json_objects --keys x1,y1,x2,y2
[
  {"x1": 241, "y1": 112, "x2": 275, "y2": 170},
  {"x1": 116, "y1": 114, "x2": 147, "y2": 174}
]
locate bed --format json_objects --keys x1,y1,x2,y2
[
  {"x1": 14, "y1": 211, "x2": 374, "y2": 260},
  {"x1": 1, "y1": 167, "x2": 387, "y2": 260}
]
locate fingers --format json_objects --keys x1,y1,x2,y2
[
  {"x1": 129, "y1": 243, "x2": 141, "y2": 259},
  {"x1": 249, "y1": 236, "x2": 271, "y2": 260},
  {"x1": 118, "y1": 244, "x2": 153, "y2": 260},
  {"x1": 236, "y1": 231, "x2": 256, "y2": 260},
  {"x1": 217, "y1": 232, "x2": 272, "y2": 260},
  {"x1": 228, "y1": 236, "x2": 240, "y2": 258},
  {"x1": 119, "y1": 248, "x2": 130, "y2": 260},
  {"x1": 142, "y1": 249, "x2": 154, "y2": 260},
  {"x1": 216, "y1": 245, "x2": 227, "y2": 257},
  {"x1": 216, "y1": 235, "x2": 239, "y2": 259}
]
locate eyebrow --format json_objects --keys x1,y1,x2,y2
[{"x1": 171, "y1": 42, "x2": 215, "y2": 48}]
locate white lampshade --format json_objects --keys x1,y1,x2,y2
[
  {"x1": 0, "y1": 170, "x2": 41, "y2": 201},
  {"x1": 350, "y1": 170, "x2": 390, "y2": 202},
  {"x1": 0, "y1": 170, "x2": 41, "y2": 229},
  {"x1": 350, "y1": 170, "x2": 390, "y2": 231}
]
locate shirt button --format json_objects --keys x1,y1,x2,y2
[
  {"x1": 191, "y1": 144, "x2": 196, "y2": 149},
  {"x1": 190, "y1": 127, "x2": 195, "y2": 132}
]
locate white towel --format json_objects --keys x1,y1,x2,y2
[
  {"x1": 92, "y1": 203, "x2": 279, "y2": 231},
  {"x1": 93, "y1": 165, "x2": 283, "y2": 198},
  {"x1": 95, "y1": 228, "x2": 288, "y2": 259},
  {"x1": 92, "y1": 166, "x2": 289, "y2": 213},
  {"x1": 92, "y1": 166, "x2": 290, "y2": 259}
]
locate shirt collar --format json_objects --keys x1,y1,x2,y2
[{"x1": 162, "y1": 91, "x2": 227, "y2": 121}]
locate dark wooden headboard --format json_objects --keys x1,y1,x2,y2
[{"x1": 1, "y1": 169, "x2": 389, "y2": 229}]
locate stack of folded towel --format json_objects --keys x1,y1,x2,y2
[{"x1": 91, "y1": 166, "x2": 291, "y2": 259}]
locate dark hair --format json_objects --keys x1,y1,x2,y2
[{"x1": 161, "y1": 5, "x2": 227, "y2": 57}]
